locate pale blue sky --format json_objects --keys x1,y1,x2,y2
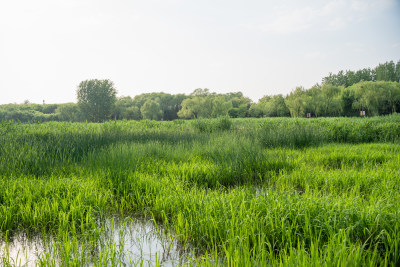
[{"x1": 1, "y1": 0, "x2": 399, "y2": 104}]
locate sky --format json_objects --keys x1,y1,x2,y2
[{"x1": 0, "y1": 0, "x2": 399, "y2": 104}]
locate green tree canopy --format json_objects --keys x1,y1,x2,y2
[
  {"x1": 132, "y1": 93, "x2": 187, "y2": 121},
  {"x1": 112, "y1": 96, "x2": 141, "y2": 120},
  {"x1": 285, "y1": 87, "x2": 308, "y2": 117},
  {"x1": 76, "y1": 79, "x2": 117, "y2": 122},
  {"x1": 178, "y1": 90, "x2": 245, "y2": 119},
  {"x1": 350, "y1": 81, "x2": 400, "y2": 116},
  {"x1": 55, "y1": 103, "x2": 82, "y2": 122},
  {"x1": 140, "y1": 99, "x2": 163, "y2": 120}
]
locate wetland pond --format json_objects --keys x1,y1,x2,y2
[{"x1": 0, "y1": 217, "x2": 194, "y2": 266}]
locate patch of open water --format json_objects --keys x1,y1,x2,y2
[{"x1": 0, "y1": 217, "x2": 194, "y2": 266}]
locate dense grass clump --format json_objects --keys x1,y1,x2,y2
[
  {"x1": 254, "y1": 114, "x2": 400, "y2": 148},
  {"x1": 1, "y1": 116, "x2": 400, "y2": 266},
  {"x1": 191, "y1": 116, "x2": 233, "y2": 133}
]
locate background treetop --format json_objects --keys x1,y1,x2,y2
[{"x1": 76, "y1": 79, "x2": 117, "y2": 122}]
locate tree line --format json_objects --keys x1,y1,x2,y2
[
  {"x1": 322, "y1": 60, "x2": 400, "y2": 87},
  {"x1": 1, "y1": 60, "x2": 399, "y2": 122}
]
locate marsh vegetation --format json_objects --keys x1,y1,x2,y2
[{"x1": 1, "y1": 116, "x2": 400, "y2": 266}]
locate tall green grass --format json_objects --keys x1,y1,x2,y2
[
  {"x1": 1, "y1": 116, "x2": 400, "y2": 265},
  {"x1": 254, "y1": 115, "x2": 400, "y2": 148}
]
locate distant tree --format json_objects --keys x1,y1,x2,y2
[
  {"x1": 0, "y1": 104, "x2": 58, "y2": 122},
  {"x1": 248, "y1": 94, "x2": 290, "y2": 118},
  {"x1": 140, "y1": 99, "x2": 163, "y2": 120},
  {"x1": 350, "y1": 81, "x2": 400, "y2": 116},
  {"x1": 211, "y1": 96, "x2": 232, "y2": 117},
  {"x1": 131, "y1": 93, "x2": 187, "y2": 121},
  {"x1": 178, "y1": 96, "x2": 211, "y2": 119},
  {"x1": 248, "y1": 102, "x2": 265, "y2": 117},
  {"x1": 42, "y1": 104, "x2": 58, "y2": 114},
  {"x1": 230, "y1": 96, "x2": 251, "y2": 108},
  {"x1": 319, "y1": 84, "x2": 342, "y2": 116},
  {"x1": 190, "y1": 88, "x2": 211, "y2": 96},
  {"x1": 375, "y1": 61, "x2": 396, "y2": 82},
  {"x1": 165, "y1": 94, "x2": 186, "y2": 120},
  {"x1": 55, "y1": 103, "x2": 82, "y2": 122},
  {"x1": 112, "y1": 96, "x2": 141, "y2": 120},
  {"x1": 341, "y1": 87, "x2": 357, "y2": 116},
  {"x1": 123, "y1": 106, "x2": 141, "y2": 120},
  {"x1": 305, "y1": 85, "x2": 323, "y2": 116},
  {"x1": 177, "y1": 98, "x2": 196, "y2": 119},
  {"x1": 285, "y1": 87, "x2": 308, "y2": 117},
  {"x1": 76, "y1": 79, "x2": 117, "y2": 122},
  {"x1": 277, "y1": 96, "x2": 291, "y2": 116},
  {"x1": 178, "y1": 93, "x2": 238, "y2": 119},
  {"x1": 395, "y1": 60, "x2": 400, "y2": 82},
  {"x1": 322, "y1": 60, "x2": 399, "y2": 87},
  {"x1": 229, "y1": 104, "x2": 248, "y2": 118},
  {"x1": 154, "y1": 93, "x2": 186, "y2": 120},
  {"x1": 356, "y1": 68, "x2": 374, "y2": 82}
]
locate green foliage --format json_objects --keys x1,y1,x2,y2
[
  {"x1": 322, "y1": 59, "x2": 400, "y2": 87},
  {"x1": 341, "y1": 87, "x2": 357, "y2": 116},
  {"x1": 281, "y1": 80, "x2": 400, "y2": 118},
  {"x1": 140, "y1": 99, "x2": 163, "y2": 120},
  {"x1": 55, "y1": 103, "x2": 82, "y2": 122},
  {"x1": 133, "y1": 92, "x2": 187, "y2": 121},
  {"x1": 228, "y1": 103, "x2": 248, "y2": 118},
  {"x1": 212, "y1": 96, "x2": 232, "y2": 118},
  {"x1": 2, "y1": 60, "x2": 400, "y2": 124},
  {"x1": 76, "y1": 79, "x2": 117, "y2": 122},
  {"x1": 250, "y1": 94, "x2": 290, "y2": 117},
  {"x1": 350, "y1": 81, "x2": 400, "y2": 115},
  {"x1": 41, "y1": 104, "x2": 58, "y2": 114},
  {"x1": 1, "y1": 118, "x2": 400, "y2": 265},
  {"x1": 179, "y1": 89, "x2": 250, "y2": 119},
  {"x1": 0, "y1": 104, "x2": 58, "y2": 122},
  {"x1": 255, "y1": 115, "x2": 400, "y2": 147},
  {"x1": 0, "y1": 121, "x2": 17, "y2": 136},
  {"x1": 215, "y1": 116, "x2": 232, "y2": 131},
  {"x1": 376, "y1": 60, "x2": 397, "y2": 81},
  {"x1": 285, "y1": 87, "x2": 307, "y2": 117},
  {"x1": 258, "y1": 119, "x2": 324, "y2": 148},
  {"x1": 191, "y1": 118, "x2": 213, "y2": 132},
  {"x1": 111, "y1": 96, "x2": 140, "y2": 120},
  {"x1": 191, "y1": 116, "x2": 232, "y2": 133},
  {"x1": 178, "y1": 95, "x2": 212, "y2": 119}
]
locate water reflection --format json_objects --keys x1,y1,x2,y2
[
  {"x1": 0, "y1": 217, "x2": 193, "y2": 266},
  {"x1": 0, "y1": 233, "x2": 46, "y2": 266},
  {"x1": 101, "y1": 217, "x2": 193, "y2": 266}
]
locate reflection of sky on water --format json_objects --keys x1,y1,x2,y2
[
  {"x1": 0, "y1": 234, "x2": 45, "y2": 267},
  {"x1": 0, "y1": 217, "x2": 193, "y2": 266}
]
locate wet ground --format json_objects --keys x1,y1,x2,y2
[{"x1": 0, "y1": 217, "x2": 193, "y2": 266}]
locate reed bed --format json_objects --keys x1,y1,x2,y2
[{"x1": 0, "y1": 115, "x2": 399, "y2": 266}]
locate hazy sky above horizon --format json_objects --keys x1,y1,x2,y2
[{"x1": 1, "y1": 0, "x2": 399, "y2": 104}]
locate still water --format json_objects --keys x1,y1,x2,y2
[{"x1": 0, "y1": 217, "x2": 193, "y2": 266}]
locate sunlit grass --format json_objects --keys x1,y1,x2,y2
[{"x1": 0, "y1": 116, "x2": 399, "y2": 265}]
